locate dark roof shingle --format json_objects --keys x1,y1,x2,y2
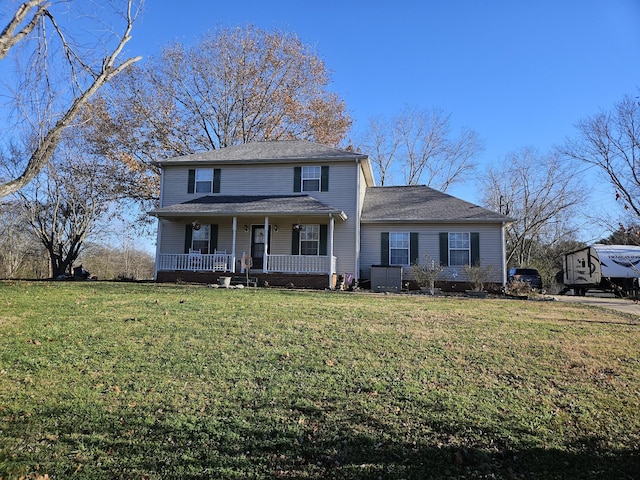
[
  {"x1": 156, "y1": 140, "x2": 367, "y2": 165},
  {"x1": 361, "y1": 185, "x2": 511, "y2": 223},
  {"x1": 150, "y1": 194, "x2": 347, "y2": 219}
]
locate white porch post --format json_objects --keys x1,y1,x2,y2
[
  {"x1": 329, "y1": 214, "x2": 335, "y2": 289},
  {"x1": 263, "y1": 217, "x2": 269, "y2": 273},
  {"x1": 154, "y1": 219, "x2": 163, "y2": 281},
  {"x1": 231, "y1": 217, "x2": 237, "y2": 273}
]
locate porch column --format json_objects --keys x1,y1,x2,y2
[
  {"x1": 231, "y1": 217, "x2": 237, "y2": 273},
  {"x1": 328, "y1": 214, "x2": 335, "y2": 289},
  {"x1": 263, "y1": 217, "x2": 269, "y2": 273},
  {"x1": 154, "y1": 218, "x2": 163, "y2": 281}
]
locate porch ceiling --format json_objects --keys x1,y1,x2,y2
[{"x1": 150, "y1": 194, "x2": 347, "y2": 221}]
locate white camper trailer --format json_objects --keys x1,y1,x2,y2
[{"x1": 563, "y1": 244, "x2": 640, "y2": 296}]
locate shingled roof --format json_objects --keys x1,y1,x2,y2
[
  {"x1": 155, "y1": 140, "x2": 367, "y2": 165},
  {"x1": 150, "y1": 194, "x2": 347, "y2": 220},
  {"x1": 361, "y1": 185, "x2": 512, "y2": 223}
]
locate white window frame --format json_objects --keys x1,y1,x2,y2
[
  {"x1": 301, "y1": 166, "x2": 321, "y2": 192},
  {"x1": 192, "y1": 224, "x2": 211, "y2": 254},
  {"x1": 299, "y1": 224, "x2": 320, "y2": 256},
  {"x1": 449, "y1": 232, "x2": 470, "y2": 266},
  {"x1": 389, "y1": 232, "x2": 410, "y2": 266},
  {"x1": 195, "y1": 168, "x2": 214, "y2": 193}
]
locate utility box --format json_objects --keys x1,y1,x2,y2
[{"x1": 370, "y1": 265, "x2": 403, "y2": 293}]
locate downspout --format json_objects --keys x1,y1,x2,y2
[
  {"x1": 355, "y1": 159, "x2": 361, "y2": 284},
  {"x1": 501, "y1": 221, "x2": 507, "y2": 286},
  {"x1": 154, "y1": 219, "x2": 162, "y2": 281},
  {"x1": 232, "y1": 217, "x2": 237, "y2": 273},
  {"x1": 329, "y1": 214, "x2": 335, "y2": 289},
  {"x1": 263, "y1": 216, "x2": 269, "y2": 273}
]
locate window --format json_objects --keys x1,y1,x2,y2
[
  {"x1": 449, "y1": 232, "x2": 470, "y2": 266},
  {"x1": 302, "y1": 166, "x2": 321, "y2": 192},
  {"x1": 195, "y1": 168, "x2": 213, "y2": 193},
  {"x1": 192, "y1": 224, "x2": 211, "y2": 254},
  {"x1": 300, "y1": 224, "x2": 319, "y2": 255},
  {"x1": 389, "y1": 232, "x2": 410, "y2": 265},
  {"x1": 188, "y1": 168, "x2": 220, "y2": 194}
]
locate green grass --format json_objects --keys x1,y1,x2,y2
[{"x1": 0, "y1": 281, "x2": 639, "y2": 479}]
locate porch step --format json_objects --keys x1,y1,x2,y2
[{"x1": 231, "y1": 276, "x2": 258, "y2": 287}]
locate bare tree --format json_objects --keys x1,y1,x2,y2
[
  {"x1": 356, "y1": 107, "x2": 483, "y2": 190},
  {"x1": 563, "y1": 94, "x2": 640, "y2": 225},
  {"x1": 0, "y1": 0, "x2": 142, "y2": 199},
  {"x1": 17, "y1": 135, "x2": 115, "y2": 278},
  {"x1": 0, "y1": 200, "x2": 34, "y2": 278},
  {"x1": 481, "y1": 147, "x2": 582, "y2": 266},
  {"x1": 357, "y1": 117, "x2": 400, "y2": 186},
  {"x1": 85, "y1": 25, "x2": 351, "y2": 202}
]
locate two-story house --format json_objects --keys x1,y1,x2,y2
[{"x1": 150, "y1": 140, "x2": 512, "y2": 290}]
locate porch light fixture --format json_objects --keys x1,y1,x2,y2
[
  {"x1": 274, "y1": 225, "x2": 278, "y2": 232},
  {"x1": 244, "y1": 225, "x2": 248, "y2": 232}
]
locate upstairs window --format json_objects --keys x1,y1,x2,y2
[
  {"x1": 294, "y1": 166, "x2": 329, "y2": 192},
  {"x1": 302, "y1": 166, "x2": 321, "y2": 192},
  {"x1": 195, "y1": 169, "x2": 213, "y2": 193},
  {"x1": 188, "y1": 168, "x2": 221, "y2": 194}
]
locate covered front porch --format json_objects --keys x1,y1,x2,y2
[{"x1": 151, "y1": 194, "x2": 348, "y2": 288}]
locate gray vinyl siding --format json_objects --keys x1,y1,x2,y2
[
  {"x1": 158, "y1": 160, "x2": 362, "y2": 276},
  {"x1": 360, "y1": 223, "x2": 505, "y2": 283}
]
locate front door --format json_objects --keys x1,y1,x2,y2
[{"x1": 251, "y1": 225, "x2": 270, "y2": 269}]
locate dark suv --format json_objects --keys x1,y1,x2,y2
[{"x1": 508, "y1": 268, "x2": 543, "y2": 290}]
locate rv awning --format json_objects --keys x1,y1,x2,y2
[{"x1": 149, "y1": 194, "x2": 348, "y2": 221}]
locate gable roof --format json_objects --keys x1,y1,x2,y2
[
  {"x1": 156, "y1": 140, "x2": 368, "y2": 164},
  {"x1": 155, "y1": 140, "x2": 376, "y2": 187},
  {"x1": 150, "y1": 194, "x2": 347, "y2": 220},
  {"x1": 361, "y1": 185, "x2": 512, "y2": 224}
]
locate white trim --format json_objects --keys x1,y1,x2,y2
[
  {"x1": 355, "y1": 159, "x2": 361, "y2": 283},
  {"x1": 154, "y1": 219, "x2": 162, "y2": 281},
  {"x1": 263, "y1": 217, "x2": 269, "y2": 273},
  {"x1": 329, "y1": 214, "x2": 335, "y2": 288},
  {"x1": 232, "y1": 217, "x2": 237, "y2": 273}
]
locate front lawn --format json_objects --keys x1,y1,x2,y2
[{"x1": 0, "y1": 282, "x2": 638, "y2": 479}]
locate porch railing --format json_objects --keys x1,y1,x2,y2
[
  {"x1": 157, "y1": 253, "x2": 232, "y2": 272},
  {"x1": 157, "y1": 253, "x2": 337, "y2": 274},
  {"x1": 266, "y1": 255, "x2": 336, "y2": 274}
]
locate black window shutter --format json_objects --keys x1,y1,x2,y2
[
  {"x1": 410, "y1": 232, "x2": 419, "y2": 264},
  {"x1": 319, "y1": 224, "x2": 328, "y2": 255},
  {"x1": 213, "y1": 169, "x2": 221, "y2": 193},
  {"x1": 291, "y1": 229, "x2": 300, "y2": 255},
  {"x1": 184, "y1": 224, "x2": 193, "y2": 253},
  {"x1": 381, "y1": 232, "x2": 389, "y2": 266},
  {"x1": 471, "y1": 232, "x2": 480, "y2": 265},
  {"x1": 187, "y1": 169, "x2": 195, "y2": 194},
  {"x1": 439, "y1": 232, "x2": 449, "y2": 267},
  {"x1": 321, "y1": 166, "x2": 329, "y2": 192},
  {"x1": 211, "y1": 224, "x2": 218, "y2": 252},
  {"x1": 293, "y1": 167, "x2": 302, "y2": 192}
]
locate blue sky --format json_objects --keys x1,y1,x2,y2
[
  {"x1": 126, "y1": 0, "x2": 640, "y2": 241},
  {"x1": 3, "y1": 0, "x2": 639, "y2": 248}
]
